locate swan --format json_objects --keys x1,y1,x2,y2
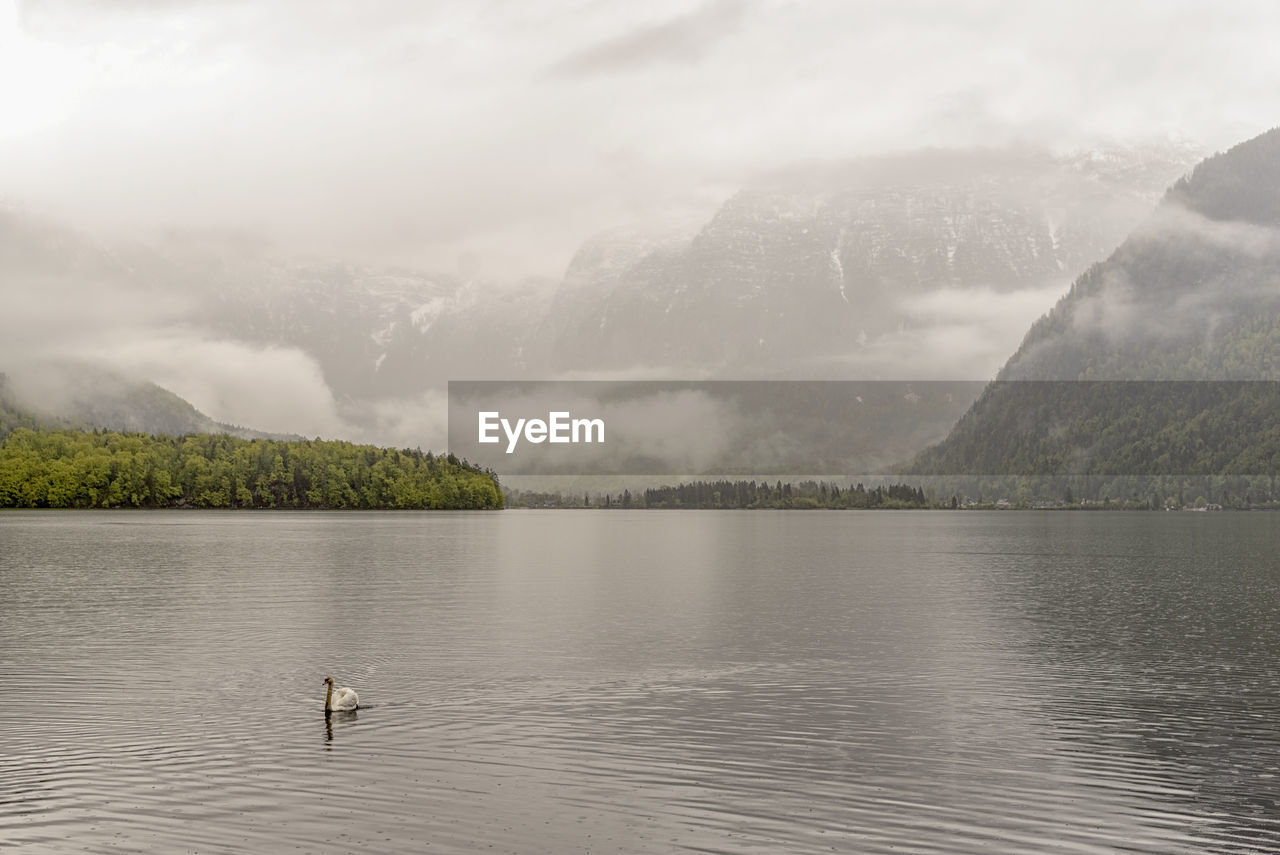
[{"x1": 323, "y1": 676, "x2": 359, "y2": 712}]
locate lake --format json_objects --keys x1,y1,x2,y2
[{"x1": 1, "y1": 510, "x2": 1278, "y2": 853}]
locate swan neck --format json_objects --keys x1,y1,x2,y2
[{"x1": 324, "y1": 682, "x2": 333, "y2": 711}]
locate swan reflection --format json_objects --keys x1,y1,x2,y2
[{"x1": 324, "y1": 709, "x2": 358, "y2": 743}]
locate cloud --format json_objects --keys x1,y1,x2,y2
[
  {"x1": 547, "y1": 0, "x2": 745, "y2": 78},
  {"x1": 3, "y1": 0, "x2": 1280, "y2": 435},
  {"x1": 360, "y1": 391, "x2": 451, "y2": 452},
  {"x1": 5, "y1": 0, "x2": 1280, "y2": 283},
  {"x1": 1133, "y1": 202, "x2": 1280, "y2": 257},
  {"x1": 791, "y1": 282, "x2": 1074, "y2": 381},
  {"x1": 106, "y1": 333, "x2": 347, "y2": 438},
  {"x1": 1070, "y1": 204, "x2": 1280, "y2": 348},
  {"x1": 0, "y1": 256, "x2": 349, "y2": 437}
]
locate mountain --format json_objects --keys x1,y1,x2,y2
[
  {"x1": 111, "y1": 234, "x2": 554, "y2": 403},
  {"x1": 164, "y1": 247, "x2": 554, "y2": 400},
  {"x1": 910, "y1": 128, "x2": 1280, "y2": 477},
  {"x1": 0, "y1": 364, "x2": 292, "y2": 440},
  {"x1": 535, "y1": 142, "x2": 1203, "y2": 378},
  {"x1": 0, "y1": 141, "x2": 1201, "y2": 447},
  {"x1": 0, "y1": 204, "x2": 552, "y2": 413}
]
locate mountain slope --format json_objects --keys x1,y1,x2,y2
[
  {"x1": 537, "y1": 143, "x2": 1202, "y2": 378},
  {"x1": 1, "y1": 364, "x2": 293, "y2": 440},
  {"x1": 911, "y1": 128, "x2": 1280, "y2": 476}
]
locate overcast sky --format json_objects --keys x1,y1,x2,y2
[{"x1": 2, "y1": 0, "x2": 1279, "y2": 280}]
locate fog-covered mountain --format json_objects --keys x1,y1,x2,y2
[
  {"x1": 169, "y1": 248, "x2": 553, "y2": 400},
  {"x1": 0, "y1": 141, "x2": 1201, "y2": 444},
  {"x1": 535, "y1": 142, "x2": 1202, "y2": 378},
  {"x1": 911, "y1": 128, "x2": 1280, "y2": 476},
  {"x1": 0, "y1": 365, "x2": 291, "y2": 440},
  {"x1": 0, "y1": 206, "x2": 550, "y2": 439},
  {"x1": 76, "y1": 235, "x2": 554, "y2": 404}
]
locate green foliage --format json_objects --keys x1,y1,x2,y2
[
  {"x1": 639, "y1": 479, "x2": 932, "y2": 510},
  {"x1": 1165, "y1": 127, "x2": 1280, "y2": 225},
  {"x1": 911, "y1": 381, "x2": 1280, "y2": 478},
  {"x1": 0, "y1": 427, "x2": 504, "y2": 510},
  {"x1": 504, "y1": 480, "x2": 934, "y2": 509}
]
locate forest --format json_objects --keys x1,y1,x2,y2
[
  {"x1": 506, "y1": 472, "x2": 1280, "y2": 510},
  {"x1": 640, "y1": 480, "x2": 930, "y2": 509},
  {"x1": 507, "y1": 480, "x2": 934, "y2": 509},
  {"x1": 910, "y1": 381, "x2": 1280, "y2": 478},
  {"x1": 0, "y1": 428, "x2": 504, "y2": 510}
]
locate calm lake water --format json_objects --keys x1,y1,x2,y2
[{"x1": 2, "y1": 510, "x2": 1278, "y2": 854}]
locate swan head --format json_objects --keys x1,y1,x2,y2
[{"x1": 323, "y1": 676, "x2": 334, "y2": 686}]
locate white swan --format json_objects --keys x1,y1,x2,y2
[{"x1": 323, "y1": 676, "x2": 359, "y2": 712}]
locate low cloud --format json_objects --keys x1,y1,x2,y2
[
  {"x1": 0, "y1": 253, "x2": 348, "y2": 437},
  {"x1": 806, "y1": 282, "x2": 1072, "y2": 381},
  {"x1": 106, "y1": 333, "x2": 346, "y2": 438},
  {"x1": 358, "y1": 390, "x2": 451, "y2": 453},
  {"x1": 1133, "y1": 202, "x2": 1280, "y2": 257}
]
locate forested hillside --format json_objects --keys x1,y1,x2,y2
[
  {"x1": 0, "y1": 370, "x2": 502, "y2": 510},
  {"x1": 913, "y1": 382, "x2": 1280, "y2": 476},
  {"x1": 0, "y1": 425, "x2": 503, "y2": 510},
  {"x1": 911, "y1": 128, "x2": 1280, "y2": 479}
]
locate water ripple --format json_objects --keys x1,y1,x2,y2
[{"x1": 2, "y1": 511, "x2": 1279, "y2": 853}]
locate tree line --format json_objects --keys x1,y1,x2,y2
[
  {"x1": 0, "y1": 428, "x2": 504, "y2": 510},
  {"x1": 506, "y1": 480, "x2": 933, "y2": 509},
  {"x1": 642, "y1": 480, "x2": 930, "y2": 509},
  {"x1": 506, "y1": 473, "x2": 1280, "y2": 510}
]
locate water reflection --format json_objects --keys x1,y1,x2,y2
[
  {"x1": 960, "y1": 513, "x2": 1280, "y2": 852},
  {"x1": 324, "y1": 710, "x2": 358, "y2": 744}
]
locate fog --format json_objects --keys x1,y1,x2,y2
[
  {"x1": 1066, "y1": 219, "x2": 1280, "y2": 350},
  {"x1": 994, "y1": 188, "x2": 1280, "y2": 382},
  {"x1": 4, "y1": 1, "x2": 1279, "y2": 277},
  {"x1": 4, "y1": 1, "x2": 1280, "y2": 444}
]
